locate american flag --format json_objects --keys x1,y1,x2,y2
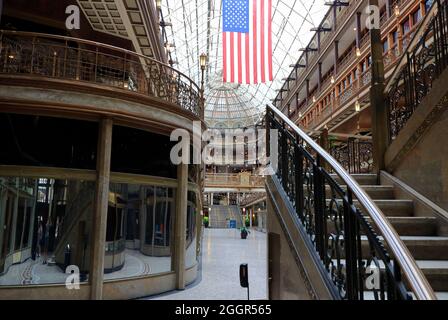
[{"x1": 223, "y1": 0, "x2": 273, "y2": 84}]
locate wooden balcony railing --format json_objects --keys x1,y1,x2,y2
[{"x1": 0, "y1": 31, "x2": 203, "y2": 118}]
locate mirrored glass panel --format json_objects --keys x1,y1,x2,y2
[
  {"x1": 105, "y1": 183, "x2": 175, "y2": 280},
  {"x1": 186, "y1": 191, "x2": 198, "y2": 269},
  {"x1": 0, "y1": 177, "x2": 94, "y2": 286}
]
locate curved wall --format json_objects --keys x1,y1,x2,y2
[{"x1": 0, "y1": 75, "x2": 203, "y2": 299}]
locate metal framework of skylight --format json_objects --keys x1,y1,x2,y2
[{"x1": 160, "y1": 0, "x2": 329, "y2": 128}]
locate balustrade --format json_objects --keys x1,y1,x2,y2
[{"x1": 0, "y1": 31, "x2": 202, "y2": 118}]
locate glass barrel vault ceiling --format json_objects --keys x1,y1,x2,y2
[{"x1": 160, "y1": 0, "x2": 328, "y2": 128}]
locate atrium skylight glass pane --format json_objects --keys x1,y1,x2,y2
[{"x1": 160, "y1": 0, "x2": 328, "y2": 128}]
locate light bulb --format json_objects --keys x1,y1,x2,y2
[{"x1": 355, "y1": 100, "x2": 361, "y2": 112}]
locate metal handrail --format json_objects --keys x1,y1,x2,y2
[
  {"x1": 267, "y1": 103, "x2": 436, "y2": 300},
  {"x1": 0, "y1": 30, "x2": 202, "y2": 118}
]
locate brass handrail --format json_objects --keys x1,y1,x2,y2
[
  {"x1": 268, "y1": 103, "x2": 436, "y2": 300},
  {"x1": 0, "y1": 30, "x2": 202, "y2": 118}
]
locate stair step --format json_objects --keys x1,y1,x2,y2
[
  {"x1": 326, "y1": 217, "x2": 436, "y2": 237},
  {"x1": 360, "y1": 236, "x2": 448, "y2": 260},
  {"x1": 415, "y1": 260, "x2": 448, "y2": 292},
  {"x1": 329, "y1": 199, "x2": 414, "y2": 217},
  {"x1": 364, "y1": 290, "x2": 448, "y2": 300},
  {"x1": 362, "y1": 200, "x2": 414, "y2": 217},
  {"x1": 325, "y1": 185, "x2": 395, "y2": 199},
  {"x1": 335, "y1": 259, "x2": 448, "y2": 298},
  {"x1": 330, "y1": 174, "x2": 378, "y2": 186},
  {"x1": 371, "y1": 217, "x2": 438, "y2": 237}
]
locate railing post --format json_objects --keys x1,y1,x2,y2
[
  {"x1": 52, "y1": 50, "x2": 57, "y2": 77},
  {"x1": 295, "y1": 135, "x2": 304, "y2": 222},
  {"x1": 281, "y1": 122, "x2": 288, "y2": 194},
  {"x1": 436, "y1": 0, "x2": 446, "y2": 71},
  {"x1": 265, "y1": 108, "x2": 271, "y2": 171},
  {"x1": 94, "y1": 47, "x2": 99, "y2": 83},
  {"x1": 122, "y1": 53, "x2": 127, "y2": 88},
  {"x1": 312, "y1": 156, "x2": 326, "y2": 259},
  {"x1": 342, "y1": 189, "x2": 358, "y2": 300},
  {"x1": 30, "y1": 37, "x2": 36, "y2": 74},
  {"x1": 76, "y1": 46, "x2": 81, "y2": 80},
  {"x1": 63, "y1": 40, "x2": 68, "y2": 78}
]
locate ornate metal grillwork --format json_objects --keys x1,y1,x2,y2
[
  {"x1": 330, "y1": 138, "x2": 373, "y2": 174},
  {"x1": 386, "y1": 0, "x2": 448, "y2": 140},
  {"x1": 0, "y1": 31, "x2": 202, "y2": 118},
  {"x1": 267, "y1": 107, "x2": 423, "y2": 300}
]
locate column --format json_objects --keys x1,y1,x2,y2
[
  {"x1": 369, "y1": 0, "x2": 388, "y2": 173},
  {"x1": 356, "y1": 12, "x2": 362, "y2": 48},
  {"x1": 306, "y1": 79, "x2": 310, "y2": 105},
  {"x1": 334, "y1": 40, "x2": 339, "y2": 75},
  {"x1": 386, "y1": 0, "x2": 391, "y2": 18},
  {"x1": 9, "y1": 179, "x2": 19, "y2": 255},
  {"x1": 249, "y1": 208, "x2": 253, "y2": 227},
  {"x1": 317, "y1": 31, "x2": 321, "y2": 53},
  {"x1": 90, "y1": 118, "x2": 113, "y2": 300},
  {"x1": 305, "y1": 50, "x2": 309, "y2": 69},
  {"x1": 174, "y1": 163, "x2": 188, "y2": 290},
  {"x1": 318, "y1": 62, "x2": 322, "y2": 91},
  {"x1": 333, "y1": 4, "x2": 338, "y2": 32}
]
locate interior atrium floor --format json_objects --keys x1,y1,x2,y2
[
  {"x1": 0, "y1": 247, "x2": 199, "y2": 286},
  {"x1": 146, "y1": 228, "x2": 268, "y2": 300}
]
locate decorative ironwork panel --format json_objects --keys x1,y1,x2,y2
[{"x1": 386, "y1": 1, "x2": 448, "y2": 140}]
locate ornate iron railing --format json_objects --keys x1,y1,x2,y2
[
  {"x1": 329, "y1": 138, "x2": 373, "y2": 174},
  {"x1": 266, "y1": 104, "x2": 436, "y2": 300},
  {"x1": 0, "y1": 30, "x2": 202, "y2": 118},
  {"x1": 386, "y1": 0, "x2": 448, "y2": 140}
]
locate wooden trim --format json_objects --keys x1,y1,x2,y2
[
  {"x1": 110, "y1": 172, "x2": 177, "y2": 188},
  {"x1": 0, "y1": 166, "x2": 96, "y2": 181},
  {"x1": 0, "y1": 75, "x2": 205, "y2": 126}
]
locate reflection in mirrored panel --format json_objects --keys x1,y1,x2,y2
[
  {"x1": 186, "y1": 191, "x2": 198, "y2": 269},
  {"x1": 105, "y1": 183, "x2": 175, "y2": 280},
  {"x1": 0, "y1": 177, "x2": 94, "y2": 286}
]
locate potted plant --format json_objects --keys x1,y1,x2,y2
[
  {"x1": 203, "y1": 216, "x2": 209, "y2": 228},
  {"x1": 240, "y1": 227, "x2": 249, "y2": 239}
]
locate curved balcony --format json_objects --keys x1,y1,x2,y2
[{"x1": 0, "y1": 30, "x2": 202, "y2": 119}]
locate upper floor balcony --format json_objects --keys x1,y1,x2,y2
[
  {"x1": 282, "y1": 0, "x2": 427, "y2": 133},
  {"x1": 0, "y1": 30, "x2": 203, "y2": 120},
  {"x1": 204, "y1": 173, "x2": 265, "y2": 190}
]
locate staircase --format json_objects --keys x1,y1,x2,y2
[
  {"x1": 331, "y1": 174, "x2": 448, "y2": 300},
  {"x1": 209, "y1": 205, "x2": 243, "y2": 229}
]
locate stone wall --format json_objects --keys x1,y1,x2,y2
[{"x1": 393, "y1": 105, "x2": 448, "y2": 212}]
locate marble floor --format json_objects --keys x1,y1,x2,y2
[
  {"x1": 0, "y1": 244, "x2": 198, "y2": 286},
  {"x1": 146, "y1": 228, "x2": 268, "y2": 300}
]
